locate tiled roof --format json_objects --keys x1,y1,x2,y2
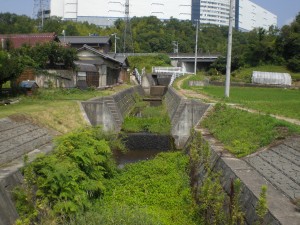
[
  {"x1": 77, "y1": 45, "x2": 122, "y2": 65},
  {"x1": 58, "y1": 36, "x2": 111, "y2": 45},
  {"x1": 0, "y1": 33, "x2": 58, "y2": 49}
]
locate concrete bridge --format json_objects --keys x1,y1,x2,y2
[{"x1": 168, "y1": 53, "x2": 220, "y2": 73}]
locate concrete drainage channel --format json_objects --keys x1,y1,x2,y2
[{"x1": 0, "y1": 85, "x2": 299, "y2": 224}]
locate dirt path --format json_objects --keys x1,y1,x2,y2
[
  {"x1": 175, "y1": 76, "x2": 300, "y2": 126},
  {"x1": 175, "y1": 76, "x2": 217, "y2": 102}
]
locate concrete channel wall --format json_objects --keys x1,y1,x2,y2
[
  {"x1": 188, "y1": 129, "x2": 300, "y2": 225},
  {"x1": 81, "y1": 86, "x2": 144, "y2": 131},
  {"x1": 164, "y1": 87, "x2": 210, "y2": 148}
]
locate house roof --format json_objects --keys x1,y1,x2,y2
[
  {"x1": 77, "y1": 44, "x2": 123, "y2": 65},
  {"x1": 107, "y1": 53, "x2": 129, "y2": 67},
  {"x1": 0, "y1": 33, "x2": 59, "y2": 49},
  {"x1": 58, "y1": 36, "x2": 111, "y2": 45}
]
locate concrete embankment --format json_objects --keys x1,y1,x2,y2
[
  {"x1": 164, "y1": 86, "x2": 210, "y2": 148},
  {"x1": 188, "y1": 128, "x2": 300, "y2": 225},
  {"x1": 81, "y1": 85, "x2": 145, "y2": 131},
  {"x1": 0, "y1": 117, "x2": 53, "y2": 225}
]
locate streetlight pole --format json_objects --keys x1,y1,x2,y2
[
  {"x1": 225, "y1": 0, "x2": 235, "y2": 97},
  {"x1": 194, "y1": 20, "x2": 199, "y2": 75}
]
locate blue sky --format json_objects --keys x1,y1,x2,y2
[{"x1": 0, "y1": 0, "x2": 299, "y2": 27}]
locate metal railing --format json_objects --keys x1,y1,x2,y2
[
  {"x1": 169, "y1": 72, "x2": 185, "y2": 87},
  {"x1": 152, "y1": 67, "x2": 183, "y2": 74},
  {"x1": 134, "y1": 68, "x2": 142, "y2": 84}
]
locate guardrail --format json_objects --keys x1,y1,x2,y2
[{"x1": 152, "y1": 67, "x2": 183, "y2": 74}]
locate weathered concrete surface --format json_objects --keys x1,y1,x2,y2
[
  {"x1": 244, "y1": 136, "x2": 300, "y2": 201},
  {"x1": 194, "y1": 128, "x2": 300, "y2": 225},
  {"x1": 150, "y1": 86, "x2": 167, "y2": 96},
  {"x1": 0, "y1": 118, "x2": 54, "y2": 225},
  {"x1": 81, "y1": 86, "x2": 144, "y2": 131},
  {"x1": 0, "y1": 118, "x2": 52, "y2": 165},
  {"x1": 165, "y1": 87, "x2": 210, "y2": 148}
]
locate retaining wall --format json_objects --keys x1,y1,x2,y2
[
  {"x1": 164, "y1": 87, "x2": 210, "y2": 148},
  {"x1": 81, "y1": 86, "x2": 144, "y2": 131},
  {"x1": 188, "y1": 129, "x2": 300, "y2": 225}
]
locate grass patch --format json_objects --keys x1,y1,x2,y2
[
  {"x1": 0, "y1": 86, "x2": 130, "y2": 133},
  {"x1": 122, "y1": 103, "x2": 171, "y2": 134},
  {"x1": 127, "y1": 54, "x2": 171, "y2": 74},
  {"x1": 68, "y1": 152, "x2": 198, "y2": 225},
  {"x1": 202, "y1": 104, "x2": 300, "y2": 157},
  {"x1": 198, "y1": 86, "x2": 300, "y2": 120}
]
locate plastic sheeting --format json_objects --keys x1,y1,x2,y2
[{"x1": 252, "y1": 71, "x2": 292, "y2": 86}]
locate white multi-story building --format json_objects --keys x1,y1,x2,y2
[{"x1": 50, "y1": 0, "x2": 277, "y2": 31}]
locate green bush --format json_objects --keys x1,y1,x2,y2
[
  {"x1": 14, "y1": 127, "x2": 123, "y2": 224},
  {"x1": 127, "y1": 54, "x2": 171, "y2": 73}
]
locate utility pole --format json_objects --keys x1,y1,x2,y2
[
  {"x1": 111, "y1": 33, "x2": 119, "y2": 54},
  {"x1": 123, "y1": 0, "x2": 134, "y2": 53},
  {"x1": 194, "y1": 20, "x2": 199, "y2": 75},
  {"x1": 172, "y1": 41, "x2": 178, "y2": 56},
  {"x1": 225, "y1": 0, "x2": 235, "y2": 97}
]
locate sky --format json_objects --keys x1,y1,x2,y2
[{"x1": 0, "y1": 0, "x2": 299, "y2": 28}]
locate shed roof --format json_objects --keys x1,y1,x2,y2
[
  {"x1": 58, "y1": 36, "x2": 111, "y2": 45},
  {"x1": 0, "y1": 33, "x2": 58, "y2": 48},
  {"x1": 19, "y1": 80, "x2": 39, "y2": 88},
  {"x1": 77, "y1": 45, "x2": 123, "y2": 65},
  {"x1": 252, "y1": 71, "x2": 292, "y2": 86}
]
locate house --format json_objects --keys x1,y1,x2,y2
[
  {"x1": 58, "y1": 36, "x2": 112, "y2": 53},
  {"x1": 0, "y1": 33, "x2": 59, "y2": 49},
  {"x1": 76, "y1": 45, "x2": 129, "y2": 88}
]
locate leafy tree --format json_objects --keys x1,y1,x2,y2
[
  {"x1": 15, "y1": 42, "x2": 78, "y2": 69},
  {"x1": 0, "y1": 50, "x2": 35, "y2": 89},
  {"x1": 0, "y1": 13, "x2": 37, "y2": 34}
]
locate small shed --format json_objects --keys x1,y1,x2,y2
[
  {"x1": 252, "y1": 71, "x2": 292, "y2": 86},
  {"x1": 19, "y1": 80, "x2": 39, "y2": 95}
]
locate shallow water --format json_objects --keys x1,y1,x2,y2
[{"x1": 113, "y1": 149, "x2": 166, "y2": 168}]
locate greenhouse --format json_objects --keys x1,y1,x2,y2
[{"x1": 252, "y1": 71, "x2": 292, "y2": 86}]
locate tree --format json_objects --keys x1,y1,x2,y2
[
  {"x1": 16, "y1": 42, "x2": 78, "y2": 70},
  {"x1": 0, "y1": 51, "x2": 34, "y2": 89}
]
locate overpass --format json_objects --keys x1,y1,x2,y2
[{"x1": 168, "y1": 53, "x2": 220, "y2": 73}]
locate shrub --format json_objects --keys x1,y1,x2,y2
[{"x1": 14, "y1": 127, "x2": 122, "y2": 224}]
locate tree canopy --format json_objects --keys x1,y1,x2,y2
[{"x1": 0, "y1": 11, "x2": 299, "y2": 76}]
